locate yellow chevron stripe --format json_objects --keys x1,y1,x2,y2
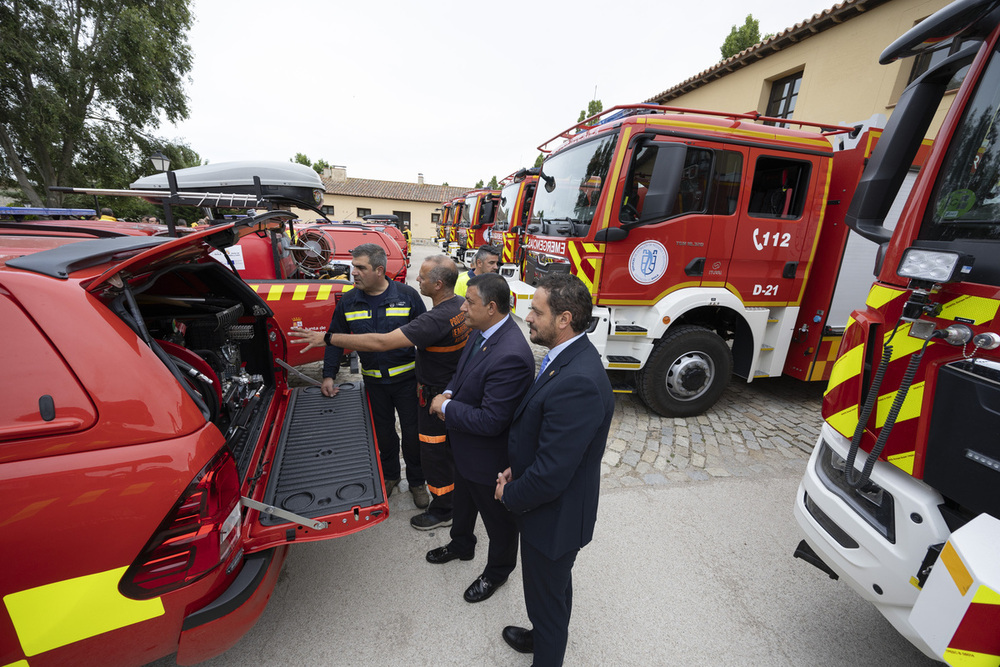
[
  {"x1": 867, "y1": 285, "x2": 905, "y2": 310},
  {"x1": 942, "y1": 648, "x2": 1000, "y2": 666},
  {"x1": 876, "y1": 381, "x2": 924, "y2": 427},
  {"x1": 825, "y1": 343, "x2": 863, "y2": 395},
  {"x1": 973, "y1": 584, "x2": 1000, "y2": 606},
  {"x1": 266, "y1": 285, "x2": 283, "y2": 301},
  {"x1": 887, "y1": 323, "x2": 928, "y2": 362},
  {"x1": 939, "y1": 295, "x2": 1000, "y2": 325},
  {"x1": 293, "y1": 285, "x2": 308, "y2": 301},
  {"x1": 827, "y1": 404, "x2": 860, "y2": 439},
  {"x1": 888, "y1": 451, "x2": 915, "y2": 475},
  {"x1": 317, "y1": 284, "x2": 333, "y2": 300}
]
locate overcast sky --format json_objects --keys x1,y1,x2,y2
[{"x1": 168, "y1": 0, "x2": 845, "y2": 188}]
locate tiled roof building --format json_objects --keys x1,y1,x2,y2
[{"x1": 306, "y1": 166, "x2": 470, "y2": 240}]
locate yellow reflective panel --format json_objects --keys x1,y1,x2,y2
[
  {"x1": 888, "y1": 451, "x2": 915, "y2": 475},
  {"x1": 4, "y1": 567, "x2": 164, "y2": 657}
]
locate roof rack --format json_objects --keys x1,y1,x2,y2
[{"x1": 536, "y1": 103, "x2": 860, "y2": 153}]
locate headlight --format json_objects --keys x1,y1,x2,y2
[
  {"x1": 815, "y1": 441, "x2": 895, "y2": 543},
  {"x1": 897, "y1": 247, "x2": 973, "y2": 283}
]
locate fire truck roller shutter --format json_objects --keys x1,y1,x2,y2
[{"x1": 637, "y1": 324, "x2": 733, "y2": 417}]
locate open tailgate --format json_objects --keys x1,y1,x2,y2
[{"x1": 241, "y1": 381, "x2": 388, "y2": 551}]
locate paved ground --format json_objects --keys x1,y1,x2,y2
[
  {"x1": 293, "y1": 242, "x2": 825, "y2": 491},
  {"x1": 148, "y1": 244, "x2": 936, "y2": 666}
]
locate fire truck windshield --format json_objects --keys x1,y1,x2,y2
[
  {"x1": 494, "y1": 182, "x2": 520, "y2": 231},
  {"x1": 924, "y1": 46, "x2": 1000, "y2": 237},
  {"x1": 531, "y1": 133, "x2": 617, "y2": 237},
  {"x1": 460, "y1": 197, "x2": 475, "y2": 227},
  {"x1": 920, "y1": 46, "x2": 1000, "y2": 285}
]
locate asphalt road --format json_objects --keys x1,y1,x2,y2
[{"x1": 150, "y1": 243, "x2": 936, "y2": 666}]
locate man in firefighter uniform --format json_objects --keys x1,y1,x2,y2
[
  {"x1": 303, "y1": 243, "x2": 427, "y2": 505},
  {"x1": 289, "y1": 254, "x2": 468, "y2": 526},
  {"x1": 455, "y1": 245, "x2": 500, "y2": 297}
]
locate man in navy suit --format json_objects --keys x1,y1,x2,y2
[
  {"x1": 428, "y1": 272, "x2": 534, "y2": 604},
  {"x1": 495, "y1": 273, "x2": 614, "y2": 667}
]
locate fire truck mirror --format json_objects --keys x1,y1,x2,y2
[
  {"x1": 594, "y1": 227, "x2": 628, "y2": 243},
  {"x1": 642, "y1": 144, "x2": 687, "y2": 222}
]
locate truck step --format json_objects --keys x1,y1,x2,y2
[
  {"x1": 610, "y1": 382, "x2": 636, "y2": 394},
  {"x1": 753, "y1": 371, "x2": 771, "y2": 378},
  {"x1": 612, "y1": 324, "x2": 648, "y2": 336},
  {"x1": 607, "y1": 355, "x2": 642, "y2": 369},
  {"x1": 760, "y1": 345, "x2": 775, "y2": 352}
]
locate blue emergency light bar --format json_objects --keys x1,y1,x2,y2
[{"x1": 0, "y1": 206, "x2": 96, "y2": 217}]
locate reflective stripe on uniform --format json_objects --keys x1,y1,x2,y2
[
  {"x1": 385, "y1": 307, "x2": 411, "y2": 317},
  {"x1": 362, "y1": 361, "x2": 416, "y2": 379},
  {"x1": 345, "y1": 310, "x2": 371, "y2": 321},
  {"x1": 419, "y1": 433, "x2": 447, "y2": 443},
  {"x1": 4, "y1": 566, "x2": 164, "y2": 657},
  {"x1": 388, "y1": 362, "x2": 415, "y2": 376},
  {"x1": 428, "y1": 483, "x2": 455, "y2": 496}
]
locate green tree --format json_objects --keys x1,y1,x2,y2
[
  {"x1": 475, "y1": 179, "x2": 484, "y2": 188},
  {"x1": 534, "y1": 153, "x2": 545, "y2": 168},
  {"x1": 313, "y1": 158, "x2": 330, "y2": 175},
  {"x1": 721, "y1": 15, "x2": 762, "y2": 59},
  {"x1": 577, "y1": 99, "x2": 603, "y2": 124},
  {"x1": 487, "y1": 175, "x2": 498, "y2": 189},
  {"x1": 0, "y1": 0, "x2": 195, "y2": 207},
  {"x1": 292, "y1": 153, "x2": 312, "y2": 167}
]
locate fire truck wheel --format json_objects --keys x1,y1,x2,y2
[{"x1": 638, "y1": 325, "x2": 733, "y2": 417}]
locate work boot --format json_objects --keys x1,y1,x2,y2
[
  {"x1": 410, "y1": 511, "x2": 453, "y2": 530},
  {"x1": 410, "y1": 484, "x2": 430, "y2": 509},
  {"x1": 384, "y1": 478, "x2": 400, "y2": 498}
]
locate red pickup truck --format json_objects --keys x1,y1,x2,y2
[{"x1": 0, "y1": 214, "x2": 387, "y2": 666}]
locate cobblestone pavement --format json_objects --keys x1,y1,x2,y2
[
  {"x1": 291, "y1": 240, "x2": 826, "y2": 488},
  {"x1": 289, "y1": 360, "x2": 824, "y2": 487}
]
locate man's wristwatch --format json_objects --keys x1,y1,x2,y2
[{"x1": 323, "y1": 331, "x2": 333, "y2": 346}]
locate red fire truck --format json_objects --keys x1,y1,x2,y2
[
  {"x1": 435, "y1": 200, "x2": 453, "y2": 250},
  {"x1": 495, "y1": 169, "x2": 539, "y2": 280},
  {"x1": 505, "y1": 104, "x2": 920, "y2": 417},
  {"x1": 442, "y1": 196, "x2": 464, "y2": 256},
  {"x1": 451, "y1": 187, "x2": 500, "y2": 264},
  {"x1": 794, "y1": 0, "x2": 1000, "y2": 661}
]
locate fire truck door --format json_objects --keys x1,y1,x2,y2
[
  {"x1": 597, "y1": 142, "x2": 717, "y2": 305},
  {"x1": 725, "y1": 150, "x2": 822, "y2": 307}
]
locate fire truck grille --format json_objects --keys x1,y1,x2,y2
[{"x1": 259, "y1": 383, "x2": 381, "y2": 525}]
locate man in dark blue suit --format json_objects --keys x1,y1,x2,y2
[
  {"x1": 495, "y1": 273, "x2": 614, "y2": 667},
  {"x1": 428, "y1": 273, "x2": 534, "y2": 603}
]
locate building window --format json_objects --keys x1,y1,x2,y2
[
  {"x1": 321, "y1": 205, "x2": 335, "y2": 216},
  {"x1": 357, "y1": 207, "x2": 371, "y2": 218},
  {"x1": 392, "y1": 211, "x2": 411, "y2": 226},
  {"x1": 765, "y1": 71, "x2": 803, "y2": 124},
  {"x1": 431, "y1": 213, "x2": 441, "y2": 223}
]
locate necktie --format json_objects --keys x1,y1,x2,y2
[
  {"x1": 468, "y1": 332, "x2": 486, "y2": 361},
  {"x1": 536, "y1": 353, "x2": 550, "y2": 380}
]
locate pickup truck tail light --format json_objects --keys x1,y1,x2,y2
[{"x1": 119, "y1": 449, "x2": 242, "y2": 600}]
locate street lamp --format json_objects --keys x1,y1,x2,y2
[
  {"x1": 149, "y1": 151, "x2": 171, "y2": 172},
  {"x1": 148, "y1": 151, "x2": 178, "y2": 235}
]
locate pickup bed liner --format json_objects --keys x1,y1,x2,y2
[{"x1": 259, "y1": 383, "x2": 382, "y2": 525}]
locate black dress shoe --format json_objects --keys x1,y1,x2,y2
[
  {"x1": 502, "y1": 625, "x2": 533, "y2": 653},
  {"x1": 426, "y1": 545, "x2": 474, "y2": 564},
  {"x1": 463, "y1": 575, "x2": 506, "y2": 603}
]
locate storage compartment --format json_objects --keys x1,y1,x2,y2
[{"x1": 924, "y1": 359, "x2": 1000, "y2": 518}]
